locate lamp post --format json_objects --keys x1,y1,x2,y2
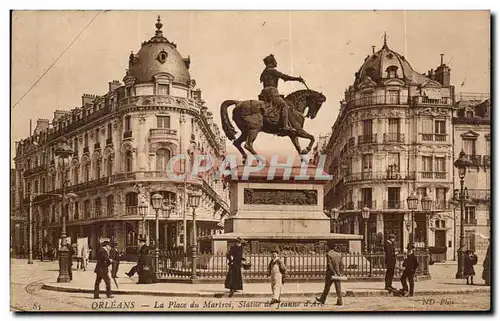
[
  {"x1": 151, "y1": 193, "x2": 164, "y2": 275},
  {"x1": 454, "y1": 150, "x2": 472, "y2": 279},
  {"x1": 421, "y1": 195, "x2": 433, "y2": 247},
  {"x1": 406, "y1": 192, "x2": 418, "y2": 244},
  {"x1": 138, "y1": 203, "x2": 149, "y2": 242},
  {"x1": 188, "y1": 189, "x2": 202, "y2": 279},
  {"x1": 28, "y1": 193, "x2": 33, "y2": 264},
  {"x1": 54, "y1": 139, "x2": 73, "y2": 283},
  {"x1": 361, "y1": 206, "x2": 370, "y2": 253}
]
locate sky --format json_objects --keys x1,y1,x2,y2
[{"x1": 10, "y1": 10, "x2": 490, "y2": 164}]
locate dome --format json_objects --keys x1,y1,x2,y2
[
  {"x1": 354, "y1": 36, "x2": 431, "y2": 88},
  {"x1": 128, "y1": 16, "x2": 191, "y2": 85}
]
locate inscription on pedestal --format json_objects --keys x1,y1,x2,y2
[{"x1": 243, "y1": 188, "x2": 318, "y2": 205}]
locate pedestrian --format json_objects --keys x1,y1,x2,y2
[
  {"x1": 401, "y1": 243, "x2": 419, "y2": 297},
  {"x1": 464, "y1": 250, "x2": 478, "y2": 285},
  {"x1": 267, "y1": 248, "x2": 286, "y2": 304},
  {"x1": 110, "y1": 242, "x2": 121, "y2": 278},
  {"x1": 93, "y1": 240, "x2": 114, "y2": 299},
  {"x1": 225, "y1": 237, "x2": 247, "y2": 297},
  {"x1": 81, "y1": 245, "x2": 89, "y2": 271},
  {"x1": 482, "y1": 242, "x2": 490, "y2": 286},
  {"x1": 126, "y1": 239, "x2": 144, "y2": 278},
  {"x1": 315, "y1": 243, "x2": 344, "y2": 306},
  {"x1": 137, "y1": 237, "x2": 154, "y2": 284},
  {"x1": 384, "y1": 233, "x2": 397, "y2": 291}
]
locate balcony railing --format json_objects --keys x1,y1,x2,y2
[
  {"x1": 483, "y1": 155, "x2": 490, "y2": 167},
  {"x1": 346, "y1": 94, "x2": 409, "y2": 109},
  {"x1": 348, "y1": 137, "x2": 355, "y2": 148},
  {"x1": 149, "y1": 128, "x2": 178, "y2": 140},
  {"x1": 383, "y1": 133, "x2": 404, "y2": 143},
  {"x1": 434, "y1": 201, "x2": 449, "y2": 210},
  {"x1": 412, "y1": 96, "x2": 453, "y2": 106},
  {"x1": 421, "y1": 133, "x2": 448, "y2": 142},
  {"x1": 467, "y1": 189, "x2": 490, "y2": 201},
  {"x1": 94, "y1": 142, "x2": 101, "y2": 150},
  {"x1": 23, "y1": 165, "x2": 47, "y2": 177},
  {"x1": 357, "y1": 200, "x2": 377, "y2": 209},
  {"x1": 126, "y1": 206, "x2": 138, "y2": 216},
  {"x1": 383, "y1": 200, "x2": 405, "y2": 210},
  {"x1": 345, "y1": 171, "x2": 415, "y2": 182},
  {"x1": 434, "y1": 172, "x2": 447, "y2": 179},
  {"x1": 464, "y1": 219, "x2": 478, "y2": 226},
  {"x1": 420, "y1": 171, "x2": 447, "y2": 180},
  {"x1": 358, "y1": 134, "x2": 377, "y2": 145},
  {"x1": 466, "y1": 155, "x2": 482, "y2": 166},
  {"x1": 123, "y1": 130, "x2": 133, "y2": 139},
  {"x1": 344, "y1": 202, "x2": 354, "y2": 210},
  {"x1": 106, "y1": 138, "x2": 113, "y2": 146}
]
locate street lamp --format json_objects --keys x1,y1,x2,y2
[
  {"x1": 151, "y1": 193, "x2": 164, "y2": 275},
  {"x1": 54, "y1": 139, "x2": 73, "y2": 283},
  {"x1": 188, "y1": 189, "x2": 202, "y2": 279},
  {"x1": 454, "y1": 149, "x2": 472, "y2": 279},
  {"x1": 421, "y1": 195, "x2": 433, "y2": 248},
  {"x1": 361, "y1": 206, "x2": 370, "y2": 253},
  {"x1": 138, "y1": 203, "x2": 149, "y2": 241},
  {"x1": 406, "y1": 192, "x2": 418, "y2": 244}
]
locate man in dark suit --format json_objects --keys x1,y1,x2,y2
[
  {"x1": 225, "y1": 237, "x2": 246, "y2": 297},
  {"x1": 137, "y1": 237, "x2": 153, "y2": 284},
  {"x1": 316, "y1": 243, "x2": 344, "y2": 306},
  {"x1": 110, "y1": 242, "x2": 121, "y2": 278},
  {"x1": 126, "y1": 237, "x2": 146, "y2": 278},
  {"x1": 401, "y1": 243, "x2": 419, "y2": 297},
  {"x1": 93, "y1": 240, "x2": 113, "y2": 299},
  {"x1": 384, "y1": 234, "x2": 397, "y2": 291}
]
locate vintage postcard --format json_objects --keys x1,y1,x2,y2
[{"x1": 10, "y1": 10, "x2": 491, "y2": 312}]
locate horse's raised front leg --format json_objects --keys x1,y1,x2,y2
[
  {"x1": 295, "y1": 128, "x2": 315, "y2": 155},
  {"x1": 244, "y1": 129, "x2": 260, "y2": 156},
  {"x1": 233, "y1": 132, "x2": 248, "y2": 163}
]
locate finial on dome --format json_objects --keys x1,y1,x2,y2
[
  {"x1": 383, "y1": 32, "x2": 388, "y2": 48},
  {"x1": 155, "y1": 15, "x2": 163, "y2": 37}
]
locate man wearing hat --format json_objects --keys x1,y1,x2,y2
[
  {"x1": 316, "y1": 242, "x2": 344, "y2": 306},
  {"x1": 384, "y1": 234, "x2": 397, "y2": 291},
  {"x1": 267, "y1": 248, "x2": 287, "y2": 304},
  {"x1": 225, "y1": 237, "x2": 247, "y2": 297},
  {"x1": 93, "y1": 240, "x2": 113, "y2": 299},
  {"x1": 401, "y1": 243, "x2": 419, "y2": 297},
  {"x1": 137, "y1": 237, "x2": 153, "y2": 284},
  {"x1": 109, "y1": 241, "x2": 121, "y2": 279}
]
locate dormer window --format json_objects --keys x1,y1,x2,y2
[
  {"x1": 157, "y1": 50, "x2": 168, "y2": 64},
  {"x1": 466, "y1": 110, "x2": 474, "y2": 118},
  {"x1": 386, "y1": 66, "x2": 398, "y2": 78}
]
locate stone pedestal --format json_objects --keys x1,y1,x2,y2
[{"x1": 200, "y1": 165, "x2": 362, "y2": 254}]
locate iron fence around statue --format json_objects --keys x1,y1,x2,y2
[{"x1": 154, "y1": 250, "x2": 429, "y2": 282}]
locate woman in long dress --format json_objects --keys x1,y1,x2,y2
[{"x1": 224, "y1": 238, "x2": 246, "y2": 297}]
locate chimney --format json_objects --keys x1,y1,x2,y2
[
  {"x1": 440, "y1": 53, "x2": 444, "y2": 66},
  {"x1": 434, "y1": 54, "x2": 451, "y2": 86},
  {"x1": 82, "y1": 94, "x2": 98, "y2": 106},
  {"x1": 372, "y1": 46, "x2": 375, "y2": 54},
  {"x1": 34, "y1": 119, "x2": 50, "y2": 134},
  {"x1": 108, "y1": 80, "x2": 121, "y2": 92}
]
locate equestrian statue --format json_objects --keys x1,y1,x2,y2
[{"x1": 220, "y1": 54, "x2": 327, "y2": 161}]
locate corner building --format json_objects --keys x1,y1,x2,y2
[
  {"x1": 13, "y1": 18, "x2": 229, "y2": 258},
  {"x1": 319, "y1": 39, "x2": 456, "y2": 258}
]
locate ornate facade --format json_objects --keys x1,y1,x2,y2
[
  {"x1": 13, "y1": 17, "x2": 229, "y2": 258},
  {"x1": 316, "y1": 38, "x2": 456, "y2": 258},
  {"x1": 453, "y1": 95, "x2": 490, "y2": 259}
]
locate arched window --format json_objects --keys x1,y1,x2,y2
[
  {"x1": 156, "y1": 148, "x2": 171, "y2": 171},
  {"x1": 84, "y1": 163, "x2": 90, "y2": 182},
  {"x1": 106, "y1": 155, "x2": 113, "y2": 177},
  {"x1": 95, "y1": 198, "x2": 102, "y2": 217},
  {"x1": 107, "y1": 195, "x2": 114, "y2": 216},
  {"x1": 125, "y1": 150, "x2": 133, "y2": 172}
]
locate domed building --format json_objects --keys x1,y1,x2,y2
[
  {"x1": 317, "y1": 36, "x2": 456, "y2": 259},
  {"x1": 13, "y1": 17, "x2": 229, "y2": 260}
]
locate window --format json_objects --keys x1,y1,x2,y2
[
  {"x1": 74, "y1": 137, "x2": 78, "y2": 154},
  {"x1": 107, "y1": 195, "x2": 114, "y2": 216},
  {"x1": 34, "y1": 180, "x2": 39, "y2": 194},
  {"x1": 422, "y1": 118, "x2": 433, "y2": 133},
  {"x1": 106, "y1": 156, "x2": 113, "y2": 177},
  {"x1": 158, "y1": 84, "x2": 169, "y2": 95},
  {"x1": 157, "y1": 115, "x2": 171, "y2": 128},
  {"x1": 73, "y1": 167, "x2": 79, "y2": 184},
  {"x1": 361, "y1": 188, "x2": 373, "y2": 207},
  {"x1": 95, "y1": 128, "x2": 100, "y2": 143},
  {"x1": 436, "y1": 188, "x2": 446, "y2": 208},
  {"x1": 388, "y1": 153, "x2": 400, "y2": 171},
  {"x1": 362, "y1": 119, "x2": 373, "y2": 136},
  {"x1": 156, "y1": 149, "x2": 172, "y2": 171},
  {"x1": 125, "y1": 151, "x2": 133, "y2": 172},
  {"x1": 387, "y1": 90, "x2": 399, "y2": 104},
  {"x1": 435, "y1": 157, "x2": 446, "y2": 172},
  {"x1": 95, "y1": 198, "x2": 102, "y2": 217},
  {"x1": 463, "y1": 139, "x2": 476, "y2": 156},
  {"x1": 464, "y1": 207, "x2": 476, "y2": 224},
  {"x1": 95, "y1": 159, "x2": 101, "y2": 179},
  {"x1": 84, "y1": 200, "x2": 90, "y2": 219},
  {"x1": 422, "y1": 156, "x2": 433, "y2": 172},
  {"x1": 417, "y1": 187, "x2": 428, "y2": 198},
  {"x1": 387, "y1": 187, "x2": 401, "y2": 209},
  {"x1": 362, "y1": 154, "x2": 373, "y2": 172},
  {"x1": 126, "y1": 87, "x2": 133, "y2": 97},
  {"x1": 466, "y1": 110, "x2": 474, "y2": 118},
  {"x1": 84, "y1": 133, "x2": 89, "y2": 147},
  {"x1": 124, "y1": 115, "x2": 131, "y2": 132},
  {"x1": 41, "y1": 178, "x2": 46, "y2": 193},
  {"x1": 388, "y1": 118, "x2": 400, "y2": 133},
  {"x1": 74, "y1": 202, "x2": 79, "y2": 220},
  {"x1": 107, "y1": 123, "x2": 112, "y2": 139},
  {"x1": 51, "y1": 175, "x2": 56, "y2": 191},
  {"x1": 486, "y1": 138, "x2": 490, "y2": 155},
  {"x1": 434, "y1": 120, "x2": 446, "y2": 134},
  {"x1": 386, "y1": 66, "x2": 398, "y2": 78},
  {"x1": 84, "y1": 163, "x2": 90, "y2": 182}
]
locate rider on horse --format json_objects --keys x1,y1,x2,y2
[{"x1": 259, "y1": 54, "x2": 305, "y2": 136}]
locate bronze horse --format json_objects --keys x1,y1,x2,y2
[{"x1": 220, "y1": 89, "x2": 326, "y2": 161}]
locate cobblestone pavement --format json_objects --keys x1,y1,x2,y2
[{"x1": 11, "y1": 259, "x2": 491, "y2": 312}]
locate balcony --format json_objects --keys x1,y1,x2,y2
[
  {"x1": 123, "y1": 131, "x2": 133, "y2": 139},
  {"x1": 466, "y1": 154, "x2": 482, "y2": 166},
  {"x1": 23, "y1": 165, "x2": 46, "y2": 177},
  {"x1": 126, "y1": 206, "x2": 137, "y2": 216},
  {"x1": 383, "y1": 200, "x2": 405, "y2": 210},
  {"x1": 357, "y1": 200, "x2": 377, "y2": 209},
  {"x1": 358, "y1": 134, "x2": 377, "y2": 145},
  {"x1": 69, "y1": 177, "x2": 110, "y2": 192},
  {"x1": 383, "y1": 133, "x2": 404, "y2": 143},
  {"x1": 434, "y1": 172, "x2": 447, "y2": 179},
  {"x1": 483, "y1": 155, "x2": 490, "y2": 167},
  {"x1": 434, "y1": 201, "x2": 449, "y2": 210},
  {"x1": 83, "y1": 146, "x2": 90, "y2": 154},
  {"x1": 94, "y1": 142, "x2": 101, "y2": 150},
  {"x1": 149, "y1": 128, "x2": 178, "y2": 141},
  {"x1": 345, "y1": 171, "x2": 415, "y2": 183},
  {"x1": 345, "y1": 202, "x2": 354, "y2": 210},
  {"x1": 421, "y1": 133, "x2": 448, "y2": 142},
  {"x1": 348, "y1": 137, "x2": 355, "y2": 148},
  {"x1": 346, "y1": 94, "x2": 409, "y2": 109},
  {"x1": 464, "y1": 219, "x2": 478, "y2": 226},
  {"x1": 412, "y1": 96, "x2": 453, "y2": 106},
  {"x1": 468, "y1": 189, "x2": 490, "y2": 201},
  {"x1": 106, "y1": 138, "x2": 113, "y2": 146}
]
